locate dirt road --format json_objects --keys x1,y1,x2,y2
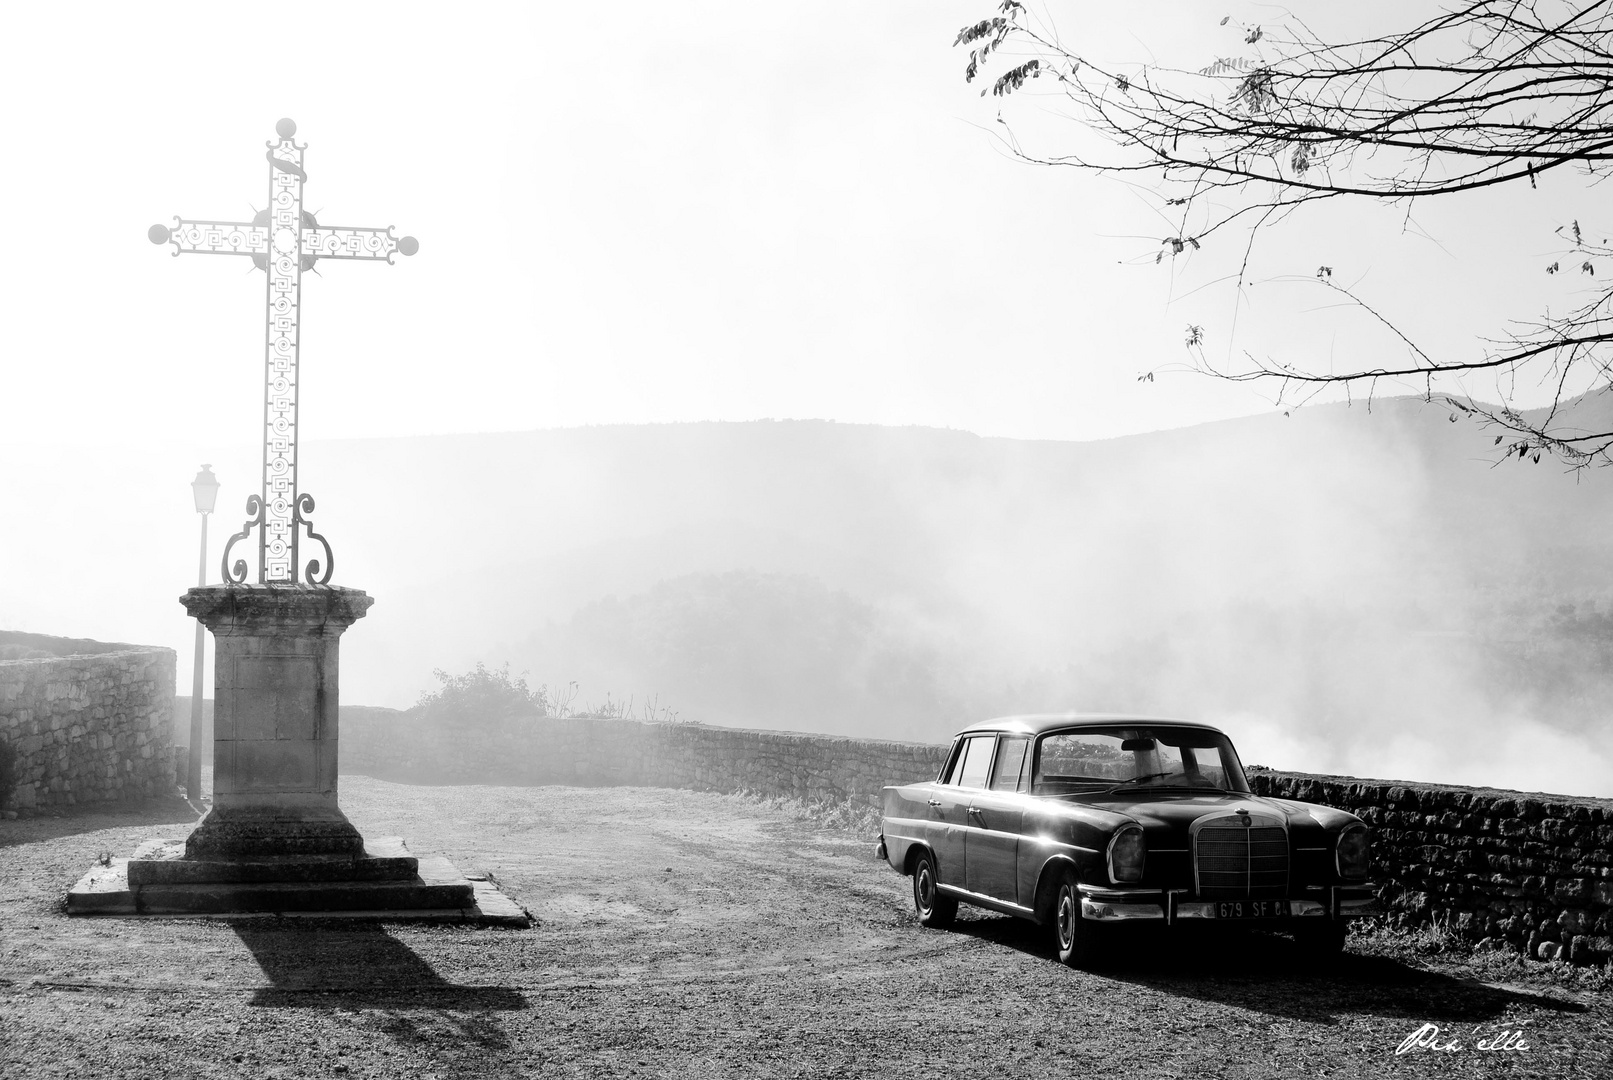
[{"x1": 1, "y1": 777, "x2": 1607, "y2": 1079}]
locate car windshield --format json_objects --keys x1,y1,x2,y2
[{"x1": 1032, "y1": 727, "x2": 1250, "y2": 795}]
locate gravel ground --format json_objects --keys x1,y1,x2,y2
[{"x1": 1, "y1": 776, "x2": 1609, "y2": 1079}]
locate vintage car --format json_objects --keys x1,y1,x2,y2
[{"x1": 876, "y1": 714, "x2": 1375, "y2": 967}]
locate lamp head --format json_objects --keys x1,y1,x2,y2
[{"x1": 191, "y1": 464, "x2": 221, "y2": 514}]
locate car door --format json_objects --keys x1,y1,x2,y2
[
  {"x1": 965, "y1": 735, "x2": 1030, "y2": 903},
  {"x1": 933, "y1": 734, "x2": 994, "y2": 889}
]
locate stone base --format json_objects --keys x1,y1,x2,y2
[
  {"x1": 183, "y1": 805, "x2": 366, "y2": 860},
  {"x1": 127, "y1": 836, "x2": 419, "y2": 887},
  {"x1": 67, "y1": 836, "x2": 530, "y2": 927}
]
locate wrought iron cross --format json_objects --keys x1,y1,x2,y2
[{"x1": 150, "y1": 117, "x2": 417, "y2": 585}]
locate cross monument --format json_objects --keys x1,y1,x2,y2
[
  {"x1": 149, "y1": 116, "x2": 418, "y2": 584},
  {"x1": 65, "y1": 118, "x2": 522, "y2": 921}
]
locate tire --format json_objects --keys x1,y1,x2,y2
[
  {"x1": 1292, "y1": 919, "x2": 1348, "y2": 962},
  {"x1": 1049, "y1": 868, "x2": 1102, "y2": 969},
  {"x1": 911, "y1": 850, "x2": 957, "y2": 928}
]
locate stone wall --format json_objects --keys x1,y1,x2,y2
[
  {"x1": 1247, "y1": 769, "x2": 1613, "y2": 965},
  {"x1": 341, "y1": 709, "x2": 1612, "y2": 963},
  {"x1": 341, "y1": 710, "x2": 946, "y2": 807},
  {"x1": 0, "y1": 631, "x2": 177, "y2": 815}
]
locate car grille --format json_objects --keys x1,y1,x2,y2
[{"x1": 1194, "y1": 817, "x2": 1289, "y2": 899}]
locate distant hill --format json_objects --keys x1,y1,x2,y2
[
  {"x1": 6, "y1": 397, "x2": 1613, "y2": 794},
  {"x1": 295, "y1": 399, "x2": 1613, "y2": 794}
]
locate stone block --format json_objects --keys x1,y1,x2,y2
[
  {"x1": 1570, "y1": 935, "x2": 1613, "y2": 966},
  {"x1": 1558, "y1": 908, "x2": 1591, "y2": 935},
  {"x1": 1553, "y1": 878, "x2": 1592, "y2": 906},
  {"x1": 230, "y1": 739, "x2": 319, "y2": 793},
  {"x1": 232, "y1": 654, "x2": 320, "y2": 741}
]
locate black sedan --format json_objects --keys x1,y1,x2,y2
[{"x1": 877, "y1": 714, "x2": 1375, "y2": 967}]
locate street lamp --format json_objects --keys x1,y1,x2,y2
[{"x1": 186, "y1": 465, "x2": 220, "y2": 802}]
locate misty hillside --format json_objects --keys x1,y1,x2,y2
[
  {"x1": 7, "y1": 396, "x2": 1613, "y2": 794},
  {"x1": 312, "y1": 397, "x2": 1613, "y2": 665},
  {"x1": 245, "y1": 396, "x2": 1607, "y2": 796}
]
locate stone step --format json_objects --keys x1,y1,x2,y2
[
  {"x1": 125, "y1": 836, "x2": 419, "y2": 886},
  {"x1": 130, "y1": 855, "x2": 474, "y2": 915},
  {"x1": 66, "y1": 846, "x2": 527, "y2": 925}
]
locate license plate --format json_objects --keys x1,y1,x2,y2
[{"x1": 1215, "y1": 900, "x2": 1290, "y2": 919}]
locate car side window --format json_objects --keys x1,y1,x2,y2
[
  {"x1": 952, "y1": 736, "x2": 995, "y2": 789},
  {"x1": 989, "y1": 736, "x2": 1029, "y2": 792}
]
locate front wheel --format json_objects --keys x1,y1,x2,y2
[
  {"x1": 911, "y1": 850, "x2": 957, "y2": 928},
  {"x1": 1049, "y1": 869, "x2": 1103, "y2": 969}
]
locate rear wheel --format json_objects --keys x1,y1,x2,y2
[
  {"x1": 1049, "y1": 869, "x2": 1103, "y2": 968},
  {"x1": 911, "y1": 850, "x2": 957, "y2": 928}
]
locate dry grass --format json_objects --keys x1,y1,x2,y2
[
  {"x1": 1350, "y1": 916, "x2": 1613, "y2": 994},
  {"x1": 720, "y1": 789, "x2": 883, "y2": 839}
]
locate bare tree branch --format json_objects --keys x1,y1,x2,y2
[{"x1": 961, "y1": 1, "x2": 1613, "y2": 465}]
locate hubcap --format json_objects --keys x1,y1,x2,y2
[
  {"x1": 918, "y1": 865, "x2": 933, "y2": 911},
  {"x1": 1058, "y1": 888, "x2": 1075, "y2": 947}
]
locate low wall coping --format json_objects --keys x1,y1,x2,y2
[
  {"x1": 0, "y1": 630, "x2": 144, "y2": 660},
  {"x1": 1247, "y1": 765, "x2": 1613, "y2": 809}
]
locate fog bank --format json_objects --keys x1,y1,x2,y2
[{"x1": 4, "y1": 398, "x2": 1611, "y2": 796}]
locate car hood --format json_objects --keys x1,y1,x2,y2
[{"x1": 1069, "y1": 791, "x2": 1326, "y2": 830}]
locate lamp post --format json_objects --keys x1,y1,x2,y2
[{"x1": 187, "y1": 465, "x2": 220, "y2": 802}]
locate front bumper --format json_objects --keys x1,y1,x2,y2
[{"x1": 1078, "y1": 884, "x2": 1378, "y2": 923}]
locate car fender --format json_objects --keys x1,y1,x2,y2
[
  {"x1": 879, "y1": 783, "x2": 934, "y2": 874},
  {"x1": 885, "y1": 830, "x2": 922, "y2": 875},
  {"x1": 1013, "y1": 800, "x2": 1133, "y2": 901},
  {"x1": 1027, "y1": 853, "x2": 1083, "y2": 924}
]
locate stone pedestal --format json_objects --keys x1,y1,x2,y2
[
  {"x1": 65, "y1": 583, "x2": 527, "y2": 925},
  {"x1": 181, "y1": 584, "x2": 372, "y2": 859}
]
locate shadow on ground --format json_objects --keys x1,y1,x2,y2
[
  {"x1": 950, "y1": 912, "x2": 1587, "y2": 1024},
  {"x1": 233, "y1": 921, "x2": 528, "y2": 1025},
  {"x1": 0, "y1": 797, "x2": 202, "y2": 849}
]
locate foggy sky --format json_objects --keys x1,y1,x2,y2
[
  {"x1": 4, "y1": 2, "x2": 1611, "y2": 799},
  {"x1": 0, "y1": 0, "x2": 1591, "y2": 447}
]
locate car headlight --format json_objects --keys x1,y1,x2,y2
[
  {"x1": 1108, "y1": 825, "x2": 1146, "y2": 884},
  {"x1": 1336, "y1": 824, "x2": 1370, "y2": 879}
]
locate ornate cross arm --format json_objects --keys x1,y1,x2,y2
[
  {"x1": 303, "y1": 225, "x2": 420, "y2": 263},
  {"x1": 149, "y1": 219, "x2": 268, "y2": 257},
  {"x1": 149, "y1": 218, "x2": 419, "y2": 267}
]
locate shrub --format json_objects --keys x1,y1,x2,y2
[
  {"x1": 413, "y1": 663, "x2": 549, "y2": 729},
  {"x1": 416, "y1": 662, "x2": 683, "y2": 726}
]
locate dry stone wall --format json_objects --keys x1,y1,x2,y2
[
  {"x1": 1247, "y1": 769, "x2": 1613, "y2": 966},
  {"x1": 341, "y1": 710, "x2": 946, "y2": 807},
  {"x1": 342, "y1": 709, "x2": 1612, "y2": 964},
  {"x1": 0, "y1": 631, "x2": 177, "y2": 815}
]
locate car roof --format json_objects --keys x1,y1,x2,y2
[{"x1": 951, "y1": 713, "x2": 1228, "y2": 738}]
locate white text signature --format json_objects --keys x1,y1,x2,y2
[{"x1": 1396, "y1": 1022, "x2": 1531, "y2": 1054}]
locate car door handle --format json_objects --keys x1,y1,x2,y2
[
  {"x1": 967, "y1": 807, "x2": 983, "y2": 817},
  {"x1": 927, "y1": 799, "x2": 943, "y2": 807}
]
